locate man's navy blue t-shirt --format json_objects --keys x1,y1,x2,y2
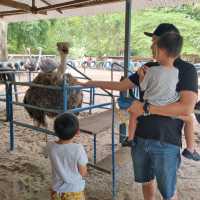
[{"x1": 128, "y1": 58, "x2": 198, "y2": 146}]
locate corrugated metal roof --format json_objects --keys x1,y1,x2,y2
[{"x1": 0, "y1": 0, "x2": 199, "y2": 23}]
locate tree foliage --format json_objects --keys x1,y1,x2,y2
[
  {"x1": 8, "y1": 20, "x2": 50, "y2": 53},
  {"x1": 7, "y1": 5, "x2": 200, "y2": 57}
]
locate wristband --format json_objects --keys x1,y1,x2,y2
[{"x1": 143, "y1": 101, "x2": 150, "y2": 116}]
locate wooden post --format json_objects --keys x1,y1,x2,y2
[{"x1": 0, "y1": 21, "x2": 8, "y2": 61}]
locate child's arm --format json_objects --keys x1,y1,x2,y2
[
  {"x1": 78, "y1": 145, "x2": 88, "y2": 177},
  {"x1": 78, "y1": 165, "x2": 87, "y2": 177}
]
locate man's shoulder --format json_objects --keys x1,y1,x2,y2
[
  {"x1": 145, "y1": 59, "x2": 196, "y2": 70},
  {"x1": 175, "y1": 58, "x2": 198, "y2": 93},
  {"x1": 145, "y1": 59, "x2": 197, "y2": 75},
  {"x1": 144, "y1": 61, "x2": 160, "y2": 67},
  {"x1": 174, "y1": 58, "x2": 196, "y2": 72}
]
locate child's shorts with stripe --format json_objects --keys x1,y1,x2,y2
[{"x1": 51, "y1": 190, "x2": 85, "y2": 200}]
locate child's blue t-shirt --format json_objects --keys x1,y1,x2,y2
[{"x1": 47, "y1": 142, "x2": 88, "y2": 193}]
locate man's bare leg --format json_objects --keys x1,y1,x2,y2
[{"x1": 142, "y1": 180, "x2": 156, "y2": 200}]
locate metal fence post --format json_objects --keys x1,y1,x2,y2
[
  {"x1": 8, "y1": 82, "x2": 14, "y2": 151},
  {"x1": 89, "y1": 87, "x2": 93, "y2": 114},
  {"x1": 28, "y1": 71, "x2": 31, "y2": 82},
  {"x1": 5, "y1": 82, "x2": 9, "y2": 122},
  {"x1": 119, "y1": 0, "x2": 132, "y2": 148},
  {"x1": 111, "y1": 98, "x2": 116, "y2": 199},
  {"x1": 13, "y1": 74, "x2": 18, "y2": 102},
  {"x1": 92, "y1": 88, "x2": 95, "y2": 106},
  {"x1": 63, "y1": 74, "x2": 68, "y2": 112}
]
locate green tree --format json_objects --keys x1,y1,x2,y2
[
  {"x1": 8, "y1": 20, "x2": 50, "y2": 53},
  {"x1": 7, "y1": 5, "x2": 200, "y2": 57}
]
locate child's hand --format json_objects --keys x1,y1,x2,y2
[{"x1": 137, "y1": 65, "x2": 148, "y2": 82}]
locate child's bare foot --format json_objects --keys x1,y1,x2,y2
[{"x1": 182, "y1": 148, "x2": 200, "y2": 161}]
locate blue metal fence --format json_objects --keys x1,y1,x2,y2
[
  {"x1": 0, "y1": 61, "x2": 140, "y2": 199},
  {"x1": 0, "y1": 70, "x2": 117, "y2": 199}
]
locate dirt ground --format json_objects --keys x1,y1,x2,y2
[{"x1": 0, "y1": 68, "x2": 199, "y2": 200}]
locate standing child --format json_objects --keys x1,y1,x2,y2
[{"x1": 47, "y1": 112, "x2": 88, "y2": 200}]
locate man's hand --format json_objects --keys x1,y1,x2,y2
[{"x1": 127, "y1": 100, "x2": 144, "y2": 118}]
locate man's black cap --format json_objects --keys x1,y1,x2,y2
[{"x1": 144, "y1": 23, "x2": 180, "y2": 37}]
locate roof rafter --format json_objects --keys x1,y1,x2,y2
[
  {"x1": 0, "y1": 9, "x2": 47, "y2": 18},
  {"x1": 40, "y1": 0, "x2": 63, "y2": 14},
  {"x1": 0, "y1": 0, "x2": 123, "y2": 17},
  {"x1": 0, "y1": 0, "x2": 199, "y2": 22},
  {"x1": 36, "y1": 0, "x2": 123, "y2": 12},
  {"x1": 0, "y1": 0, "x2": 32, "y2": 12}
]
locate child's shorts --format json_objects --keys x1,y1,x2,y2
[
  {"x1": 117, "y1": 96, "x2": 135, "y2": 110},
  {"x1": 51, "y1": 190, "x2": 85, "y2": 200}
]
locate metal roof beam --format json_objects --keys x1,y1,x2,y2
[
  {"x1": 36, "y1": 0, "x2": 123, "y2": 12},
  {"x1": 40, "y1": 0, "x2": 63, "y2": 14},
  {"x1": 37, "y1": 0, "x2": 94, "y2": 12},
  {"x1": 0, "y1": 0, "x2": 123, "y2": 18},
  {"x1": 0, "y1": 0, "x2": 32, "y2": 12}
]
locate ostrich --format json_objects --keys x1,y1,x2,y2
[
  {"x1": 23, "y1": 48, "x2": 36, "y2": 71},
  {"x1": 38, "y1": 57, "x2": 58, "y2": 73},
  {"x1": 23, "y1": 47, "x2": 43, "y2": 71},
  {"x1": 23, "y1": 42, "x2": 83, "y2": 127}
]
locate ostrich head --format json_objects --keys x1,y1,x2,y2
[{"x1": 56, "y1": 42, "x2": 69, "y2": 79}]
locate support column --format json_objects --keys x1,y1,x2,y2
[
  {"x1": 124, "y1": 0, "x2": 132, "y2": 78},
  {"x1": 0, "y1": 21, "x2": 8, "y2": 61},
  {"x1": 119, "y1": 0, "x2": 132, "y2": 154}
]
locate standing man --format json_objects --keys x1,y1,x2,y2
[
  {"x1": 80, "y1": 23, "x2": 198, "y2": 200},
  {"x1": 128, "y1": 23, "x2": 198, "y2": 200}
]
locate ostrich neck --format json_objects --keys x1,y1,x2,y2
[{"x1": 57, "y1": 53, "x2": 67, "y2": 79}]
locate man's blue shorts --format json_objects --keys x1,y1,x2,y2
[{"x1": 131, "y1": 137, "x2": 181, "y2": 200}]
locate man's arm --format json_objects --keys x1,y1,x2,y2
[
  {"x1": 128, "y1": 91, "x2": 197, "y2": 117},
  {"x1": 78, "y1": 63, "x2": 155, "y2": 91},
  {"x1": 79, "y1": 78, "x2": 135, "y2": 91},
  {"x1": 150, "y1": 91, "x2": 198, "y2": 116}
]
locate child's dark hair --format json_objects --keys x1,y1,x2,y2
[
  {"x1": 157, "y1": 32, "x2": 183, "y2": 58},
  {"x1": 54, "y1": 112, "x2": 79, "y2": 140}
]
